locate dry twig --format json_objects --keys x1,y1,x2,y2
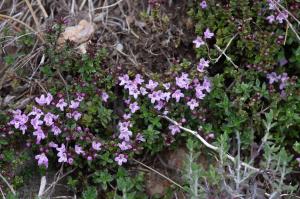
[
  {"x1": 160, "y1": 115, "x2": 260, "y2": 172},
  {"x1": 0, "y1": 173, "x2": 16, "y2": 196},
  {"x1": 93, "y1": 0, "x2": 124, "y2": 11}
]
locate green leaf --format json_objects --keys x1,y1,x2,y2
[{"x1": 82, "y1": 186, "x2": 98, "y2": 199}]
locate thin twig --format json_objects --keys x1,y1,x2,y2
[
  {"x1": 24, "y1": 0, "x2": 40, "y2": 31},
  {"x1": 36, "y1": 0, "x2": 49, "y2": 18},
  {"x1": 41, "y1": 169, "x2": 75, "y2": 196},
  {"x1": 93, "y1": 0, "x2": 124, "y2": 11},
  {"x1": 132, "y1": 158, "x2": 185, "y2": 190},
  {"x1": 0, "y1": 173, "x2": 16, "y2": 196},
  {"x1": 0, "y1": 186, "x2": 6, "y2": 199},
  {"x1": 79, "y1": 0, "x2": 87, "y2": 10},
  {"x1": 214, "y1": 44, "x2": 239, "y2": 69},
  {"x1": 214, "y1": 33, "x2": 238, "y2": 63},
  {"x1": 160, "y1": 115, "x2": 260, "y2": 172}
]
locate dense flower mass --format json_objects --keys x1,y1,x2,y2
[{"x1": 118, "y1": 72, "x2": 212, "y2": 138}]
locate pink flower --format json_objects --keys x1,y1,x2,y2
[
  {"x1": 92, "y1": 141, "x2": 102, "y2": 151},
  {"x1": 57, "y1": 144, "x2": 67, "y2": 163},
  {"x1": 134, "y1": 74, "x2": 144, "y2": 85},
  {"x1": 119, "y1": 74, "x2": 130, "y2": 86},
  {"x1": 76, "y1": 95, "x2": 84, "y2": 102},
  {"x1": 124, "y1": 98, "x2": 131, "y2": 105},
  {"x1": 204, "y1": 28, "x2": 214, "y2": 39},
  {"x1": 101, "y1": 92, "x2": 109, "y2": 102},
  {"x1": 140, "y1": 87, "x2": 148, "y2": 95},
  {"x1": 58, "y1": 152, "x2": 68, "y2": 163},
  {"x1": 115, "y1": 154, "x2": 127, "y2": 165},
  {"x1": 30, "y1": 116, "x2": 43, "y2": 130},
  {"x1": 172, "y1": 89, "x2": 184, "y2": 102},
  {"x1": 44, "y1": 113, "x2": 58, "y2": 126},
  {"x1": 51, "y1": 125, "x2": 62, "y2": 136},
  {"x1": 279, "y1": 73, "x2": 289, "y2": 90},
  {"x1": 136, "y1": 133, "x2": 145, "y2": 142},
  {"x1": 202, "y1": 77, "x2": 212, "y2": 92},
  {"x1": 118, "y1": 130, "x2": 132, "y2": 141},
  {"x1": 200, "y1": 0, "x2": 207, "y2": 9},
  {"x1": 197, "y1": 58, "x2": 210, "y2": 72},
  {"x1": 128, "y1": 87, "x2": 140, "y2": 99},
  {"x1": 28, "y1": 106, "x2": 44, "y2": 117},
  {"x1": 118, "y1": 121, "x2": 132, "y2": 130},
  {"x1": 33, "y1": 127, "x2": 46, "y2": 144},
  {"x1": 187, "y1": 99, "x2": 199, "y2": 110},
  {"x1": 267, "y1": 0, "x2": 276, "y2": 10},
  {"x1": 146, "y1": 80, "x2": 158, "y2": 91},
  {"x1": 118, "y1": 141, "x2": 132, "y2": 151},
  {"x1": 148, "y1": 90, "x2": 164, "y2": 104},
  {"x1": 19, "y1": 125, "x2": 27, "y2": 134},
  {"x1": 267, "y1": 72, "x2": 280, "y2": 84},
  {"x1": 266, "y1": 15, "x2": 275, "y2": 24},
  {"x1": 168, "y1": 124, "x2": 181, "y2": 135},
  {"x1": 87, "y1": 156, "x2": 93, "y2": 161},
  {"x1": 66, "y1": 112, "x2": 72, "y2": 119},
  {"x1": 163, "y1": 83, "x2": 171, "y2": 90},
  {"x1": 163, "y1": 92, "x2": 171, "y2": 102},
  {"x1": 75, "y1": 145, "x2": 85, "y2": 155},
  {"x1": 56, "y1": 99, "x2": 68, "y2": 111},
  {"x1": 49, "y1": 142, "x2": 58, "y2": 148},
  {"x1": 276, "y1": 12, "x2": 288, "y2": 23},
  {"x1": 118, "y1": 121, "x2": 133, "y2": 141},
  {"x1": 68, "y1": 158, "x2": 74, "y2": 165},
  {"x1": 195, "y1": 88, "x2": 206, "y2": 100},
  {"x1": 123, "y1": 113, "x2": 131, "y2": 120},
  {"x1": 129, "y1": 102, "x2": 140, "y2": 113},
  {"x1": 154, "y1": 101, "x2": 165, "y2": 111},
  {"x1": 35, "y1": 153, "x2": 48, "y2": 168},
  {"x1": 206, "y1": 133, "x2": 215, "y2": 139},
  {"x1": 35, "y1": 93, "x2": 53, "y2": 106},
  {"x1": 176, "y1": 73, "x2": 191, "y2": 89},
  {"x1": 69, "y1": 100, "x2": 80, "y2": 109},
  {"x1": 9, "y1": 110, "x2": 28, "y2": 132},
  {"x1": 193, "y1": 36, "x2": 205, "y2": 48},
  {"x1": 72, "y1": 111, "x2": 82, "y2": 121},
  {"x1": 57, "y1": 144, "x2": 66, "y2": 154}
]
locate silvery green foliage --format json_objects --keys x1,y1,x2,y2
[{"x1": 182, "y1": 111, "x2": 298, "y2": 198}]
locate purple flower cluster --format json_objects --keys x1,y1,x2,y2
[
  {"x1": 193, "y1": 28, "x2": 215, "y2": 48},
  {"x1": 118, "y1": 73, "x2": 212, "y2": 136},
  {"x1": 114, "y1": 115, "x2": 146, "y2": 165},
  {"x1": 8, "y1": 92, "x2": 110, "y2": 168},
  {"x1": 8, "y1": 71, "x2": 213, "y2": 168},
  {"x1": 266, "y1": 72, "x2": 290, "y2": 97},
  {"x1": 266, "y1": 0, "x2": 288, "y2": 24}
]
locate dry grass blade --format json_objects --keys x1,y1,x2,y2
[
  {"x1": 24, "y1": 0, "x2": 40, "y2": 30},
  {"x1": 93, "y1": 0, "x2": 124, "y2": 11},
  {"x1": 0, "y1": 14, "x2": 45, "y2": 43},
  {"x1": 36, "y1": 0, "x2": 48, "y2": 18},
  {"x1": 132, "y1": 158, "x2": 185, "y2": 191}
]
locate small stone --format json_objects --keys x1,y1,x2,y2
[{"x1": 58, "y1": 20, "x2": 95, "y2": 45}]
